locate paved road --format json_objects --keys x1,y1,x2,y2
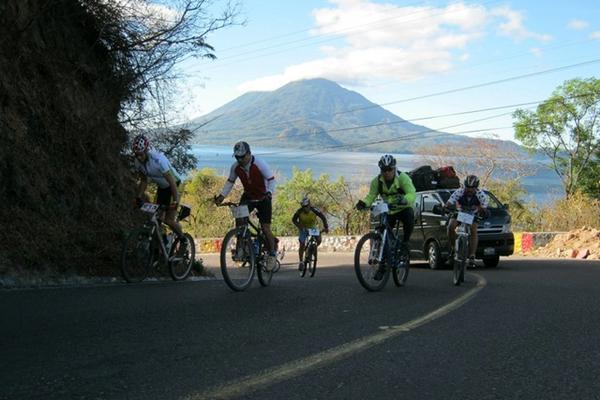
[{"x1": 2, "y1": 254, "x2": 600, "y2": 400}]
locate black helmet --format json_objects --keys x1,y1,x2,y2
[
  {"x1": 233, "y1": 141, "x2": 251, "y2": 157},
  {"x1": 378, "y1": 154, "x2": 396, "y2": 169},
  {"x1": 464, "y1": 175, "x2": 480, "y2": 188}
]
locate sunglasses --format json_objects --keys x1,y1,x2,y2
[
  {"x1": 234, "y1": 154, "x2": 247, "y2": 161},
  {"x1": 381, "y1": 167, "x2": 394, "y2": 172}
]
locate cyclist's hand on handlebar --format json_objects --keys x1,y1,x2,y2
[
  {"x1": 214, "y1": 194, "x2": 224, "y2": 205},
  {"x1": 355, "y1": 200, "x2": 367, "y2": 211},
  {"x1": 396, "y1": 195, "x2": 408, "y2": 206}
]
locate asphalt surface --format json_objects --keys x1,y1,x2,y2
[{"x1": 1, "y1": 254, "x2": 600, "y2": 400}]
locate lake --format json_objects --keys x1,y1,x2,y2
[{"x1": 191, "y1": 145, "x2": 563, "y2": 205}]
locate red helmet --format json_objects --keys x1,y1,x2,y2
[{"x1": 132, "y1": 135, "x2": 150, "y2": 153}]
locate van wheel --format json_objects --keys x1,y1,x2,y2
[
  {"x1": 483, "y1": 256, "x2": 500, "y2": 268},
  {"x1": 427, "y1": 241, "x2": 443, "y2": 270}
]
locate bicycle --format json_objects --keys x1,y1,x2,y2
[
  {"x1": 446, "y1": 207, "x2": 482, "y2": 286},
  {"x1": 299, "y1": 228, "x2": 322, "y2": 278},
  {"x1": 354, "y1": 201, "x2": 410, "y2": 291},
  {"x1": 121, "y1": 202, "x2": 196, "y2": 283},
  {"x1": 218, "y1": 201, "x2": 280, "y2": 291}
]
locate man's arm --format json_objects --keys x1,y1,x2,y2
[
  {"x1": 362, "y1": 177, "x2": 380, "y2": 207},
  {"x1": 255, "y1": 157, "x2": 275, "y2": 195},
  {"x1": 446, "y1": 188, "x2": 464, "y2": 207},
  {"x1": 163, "y1": 171, "x2": 179, "y2": 204},
  {"x1": 399, "y1": 172, "x2": 416, "y2": 205},
  {"x1": 220, "y1": 163, "x2": 238, "y2": 198},
  {"x1": 313, "y1": 207, "x2": 329, "y2": 231},
  {"x1": 292, "y1": 209, "x2": 301, "y2": 228}
]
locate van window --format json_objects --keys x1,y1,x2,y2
[{"x1": 422, "y1": 194, "x2": 440, "y2": 212}]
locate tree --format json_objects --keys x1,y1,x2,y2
[
  {"x1": 180, "y1": 168, "x2": 242, "y2": 237},
  {"x1": 416, "y1": 137, "x2": 533, "y2": 185},
  {"x1": 273, "y1": 168, "x2": 367, "y2": 236},
  {"x1": 513, "y1": 77, "x2": 600, "y2": 198}
]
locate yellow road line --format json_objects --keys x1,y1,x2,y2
[{"x1": 185, "y1": 273, "x2": 487, "y2": 400}]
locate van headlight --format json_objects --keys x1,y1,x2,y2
[{"x1": 502, "y1": 223, "x2": 512, "y2": 233}]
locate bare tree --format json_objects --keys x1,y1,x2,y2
[{"x1": 415, "y1": 137, "x2": 534, "y2": 185}]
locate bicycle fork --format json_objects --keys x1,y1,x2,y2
[{"x1": 370, "y1": 229, "x2": 388, "y2": 264}]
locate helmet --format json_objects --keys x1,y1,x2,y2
[
  {"x1": 464, "y1": 175, "x2": 480, "y2": 188},
  {"x1": 300, "y1": 196, "x2": 310, "y2": 207},
  {"x1": 378, "y1": 154, "x2": 396, "y2": 169},
  {"x1": 233, "y1": 141, "x2": 251, "y2": 157},
  {"x1": 132, "y1": 134, "x2": 149, "y2": 153}
]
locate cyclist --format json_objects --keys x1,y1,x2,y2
[
  {"x1": 445, "y1": 175, "x2": 489, "y2": 267},
  {"x1": 132, "y1": 134, "x2": 186, "y2": 243},
  {"x1": 214, "y1": 141, "x2": 278, "y2": 271},
  {"x1": 355, "y1": 155, "x2": 416, "y2": 280},
  {"x1": 292, "y1": 196, "x2": 329, "y2": 271}
]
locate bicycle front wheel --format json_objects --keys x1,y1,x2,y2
[
  {"x1": 121, "y1": 228, "x2": 154, "y2": 283},
  {"x1": 354, "y1": 233, "x2": 389, "y2": 291},
  {"x1": 453, "y1": 237, "x2": 467, "y2": 286},
  {"x1": 221, "y1": 229, "x2": 255, "y2": 291},
  {"x1": 307, "y1": 244, "x2": 317, "y2": 278},
  {"x1": 169, "y1": 233, "x2": 195, "y2": 281}
]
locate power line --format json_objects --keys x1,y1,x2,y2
[
  {"x1": 190, "y1": 0, "x2": 501, "y2": 73},
  {"x1": 195, "y1": 58, "x2": 600, "y2": 137}
]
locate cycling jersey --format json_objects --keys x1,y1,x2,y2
[
  {"x1": 292, "y1": 206, "x2": 328, "y2": 230},
  {"x1": 220, "y1": 155, "x2": 275, "y2": 201},
  {"x1": 134, "y1": 150, "x2": 181, "y2": 189},
  {"x1": 447, "y1": 188, "x2": 489, "y2": 209},
  {"x1": 362, "y1": 171, "x2": 416, "y2": 214}
]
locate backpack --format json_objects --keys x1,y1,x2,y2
[
  {"x1": 407, "y1": 165, "x2": 437, "y2": 192},
  {"x1": 435, "y1": 165, "x2": 460, "y2": 189}
]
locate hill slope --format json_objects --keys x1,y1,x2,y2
[{"x1": 189, "y1": 78, "x2": 517, "y2": 153}]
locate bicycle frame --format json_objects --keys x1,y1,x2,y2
[{"x1": 140, "y1": 203, "x2": 180, "y2": 265}]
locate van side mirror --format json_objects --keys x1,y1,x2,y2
[
  {"x1": 503, "y1": 203, "x2": 510, "y2": 210},
  {"x1": 432, "y1": 204, "x2": 443, "y2": 215}
]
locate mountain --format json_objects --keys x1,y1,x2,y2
[{"x1": 188, "y1": 78, "x2": 519, "y2": 153}]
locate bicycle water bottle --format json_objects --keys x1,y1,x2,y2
[{"x1": 253, "y1": 240, "x2": 260, "y2": 256}]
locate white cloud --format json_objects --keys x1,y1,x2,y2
[
  {"x1": 238, "y1": 1, "x2": 552, "y2": 92},
  {"x1": 530, "y1": 47, "x2": 543, "y2": 58},
  {"x1": 591, "y1": 31, "x2": 600, "y2": 40},
  {"x1": 491, "y1": 6, "x2": 552, "y2": 42},
  {"x1": 567, "y1": 19, "x2": 589, "y2": 30}
]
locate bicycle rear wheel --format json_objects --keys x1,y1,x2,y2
[
  {"x1": 392, "y1": 244, "x2": 410, "y2": 287},
  {"x1": 354, "y1": 233, "x2": 389, "y2": 291},
  {"x1": 168, "y1": 233, "x2": 195, "y2": 281},
  {"x1": 121, "y1": 228, "x2": 154, "y2": 283},
  {"x1": 221, "y1": 229, "x2": 255, "y2": 291}
]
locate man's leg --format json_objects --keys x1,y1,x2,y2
[
  {"x1": 469, "y1": 222, "x2": 479, "y2": 261},
  {"x1": 399, "y1": 207, "x2": 414, "y2": 243}
]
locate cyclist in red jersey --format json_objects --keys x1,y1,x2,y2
[{"x1": 214, "y1": 141, "x2": 278, "y2": 271}]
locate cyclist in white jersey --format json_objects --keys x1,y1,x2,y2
[{"x1": 132, "y1": 134, "x2": 186, "y2": 241}]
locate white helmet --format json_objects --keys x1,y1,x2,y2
[
  {"x1": 233, "y1": 141, "x2": 250, "y2": 158},
  {"x1": 300, "y1": 196, "x2": 310, "y2": 207},
  {"x1": 378, "y1": 154, "x2": 396, "y2": 169}
]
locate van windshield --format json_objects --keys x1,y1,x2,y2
[{"x1": 438, "y1": 189, "x2": 504, "y2": 208}]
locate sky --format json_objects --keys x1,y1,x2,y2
[{"x1": 168, "y1": 0, "x2": 600, "y2": 143}]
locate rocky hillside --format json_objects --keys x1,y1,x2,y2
[
  {"x1": 0, "y1": 1, "x2": 135, "y2": 273},
  {"x1": 533, "y1": 228, "x2": 600, "y2": 260}
]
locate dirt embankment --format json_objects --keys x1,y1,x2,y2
[
  {"x1": 533, "y1": 227, "x2": 600, "y2": 260},
  {"x1": 0, "y1": 0, "x2": 136, "y2": 275}
]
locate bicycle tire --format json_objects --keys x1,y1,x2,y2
[
  {"x1": 453, "y1": 237, "x2": 467, "y2": 286},
  {"x1": 300, "y1": 246, "x2": 308, "y2": 277},
  {"x1": 221, "y1": 229, "x2": 255, "y2": 291},
  {"x1": 308, "y1": 243, "x2": 317, "y2": 278},
  {"x1": 121, "y1": 228, "x2": 153, "y2": 283},
  {"x1": 392, "y1": 245, "x2": 410, "y2": 287},
  {"x1": 256, "y1": 243, "x2": 273, "y2": 287},
  {"x1": 168, "y1": 233, "x2": 195, "y2": 281},
  {"x1": 354, "y1": 232, "x2": 389, "y2": 292}
]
